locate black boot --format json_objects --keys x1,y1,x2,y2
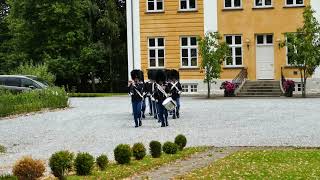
[
  {"x1": 176, "y1": 111, "x2": 180, "y2": 118},
  {"x1": 142, "y1": 114, "x2": 145, "y2": 119},
  {"x1": 139, "y1": 120, "x2": 142, "y2": 126}
]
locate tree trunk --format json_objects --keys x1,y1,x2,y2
[
  {"x1": 207, "y1": 81, "x2": 210, "y2": 99},
  {"x1": 91, "y1": 73, "x2": 96, "y2": 93},
  {"x1": 300, "y1": 69, "x2": 304, "y2": 98},
  {"x1": 302, "y1": 77, "x2": 307, "y2": 98}
]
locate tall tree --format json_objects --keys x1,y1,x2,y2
[
  {"x1": 198, "y1": 32, "x2": 230, "y2": 98},
  {"x1": 284, "y1": 6, "x2": 320, "y2": 98}
]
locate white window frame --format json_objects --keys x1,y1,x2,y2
[
  {"x1": 224, "y1": 35, "x2": 243, "y2": 67},
  {"x1": 224, "y1": 0, "x2": 242, "y2": 9},
  {"x1": 256, "y1": 34, "x2": 274, "y2": 46},
  {"x1": 254, "y1": 0, "x2": 273, "y2": 8},
  {"x1": 182, "y1": 84, "x2": 198, "y2": 93},
  {"x1": 182, "y1": 84, "x2": 189, "y2": 93},
  {"x1": 148, "y1": 37, "x2": 165, "y2": 68},
  {"x1": 294, "y1": 82, "x2": 304, "y2": 92},
  {"x1": 285, "y1": 0, "x2": 304, "y2": 7},
  {"x1": 146, "y1": 0, "x2": 164, "y2": 12},
  {"x1": 179, "y1": 0, "x2": 197, "y2": 11},
  {"x1": 180, "y1": 36, "x2": 198, "y2": 68}
]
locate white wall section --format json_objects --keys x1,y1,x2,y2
[
  {"x1": 204, "y1": 0, "x2": 218, "y2": 33},
  {"x1": 311, "y1": 0, "x2": 320, "y2": 78},
  {"x1": 127, "y1": 0, "x2": 141, "y2": 80}
]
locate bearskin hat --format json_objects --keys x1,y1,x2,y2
[
  {"x1": 130, "y1": 69, "x2": 144, "y2": 81},
  {"x1": 165, "y1": 69, "x2": 172, "y2": 81},
  {"x1": 170, "y1": 69, "x2": 180, "y2": 80},
  {"x1": 147, "y1": 69, "x2": 157, "y2": 81},
  {"x1": 155, "y1": 69, "x2": 167, "y2": 83}
]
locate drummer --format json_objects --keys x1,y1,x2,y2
[
  {"x1": 154, "y1": 70, "x2": 170, "y2": 127},
  {"x1": 168, "y1": 69, "x2": 182, "y2": 119}
]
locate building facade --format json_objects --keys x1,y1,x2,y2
[{"x1": 127, "y1": 0, "x2": 320, "y2": 95}]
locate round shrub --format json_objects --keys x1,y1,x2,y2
[
  {"x1": 74, "y1": 152, "x2": 95, "y2": 176},
  {"x1": 49, "y1": 150, "x2": 74, "y2": 179},
  {"x1": 174, "y1": 134, "x2": 187, "y2": 150},
  {"x1": 149, "y1": 141, "x2": 162, "y2": 158},
  {"x1": 12, "y1": 156, "x2": 45, "y2": 180},
  {"x1": 132, "y1": 143, "x2": 146, "y2": 160},
  {"x1": 114, "y1": 144, "x2": 132, "y2": 164},
  {"x1": 96, "y1": 154, "x2": 109, "y2": 171},
  {"x1": 162, "y1": 141, "x2": 179, "y2": 154}
]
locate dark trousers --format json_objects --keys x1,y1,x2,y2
[
  {"x1": 141, "y1": 99, "x2": 146, "y2": 115},
  {"x1": 173, "y1": 97, "x2": 180, "y2": 117},
  {"x1": 132, "y1": 101, "x2": 142, "y2": 126},
  {"x1": 157, "y1": 101, "x2": 168, "y2": 126},
  {"x1": 147, "y1": 96, "x2": 153, "y2": 115}
]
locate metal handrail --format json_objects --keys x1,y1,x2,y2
[{"x1": 232, "y1": 68, "x2": 248, "y2": 89}]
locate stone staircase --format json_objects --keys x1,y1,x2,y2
[{"x1": 237, "y1": 80, "x2": 283, "y2": 97}]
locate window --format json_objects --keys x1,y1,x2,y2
[
  {"x1": 224, "y1": 0, "x2": 242, "y2": 9},
  {"x1": 182, "y1": 84, "x2": 189, "y2": 92},
  {"x1": 147, "y1": 0, "x2": 164, "y2": 12},
  {"x1": 182, "y1": 84, "x2": 198, "y2": 93},
  {"x1": 5, "y1": 78, "x2": 20, "y2": 87},
  {"x1": 148, "y1": 37, "x2": 165, "y2": 68},
  {"x1": 180, "y1": 0, "x2": 197, "y2": 10},
  {"x1": 255, "y1": 0, "x2": 272, "y2": 7},
  {"x1": 256, "y1": 34, "x2": 273, "y2": 45},
  {"x1": 225, "y1": 35, "x2": 243, "y2": 66},
  {"x1": 285, "y1": 0, "x2": 304, "y2": 6},
  {"x1": 294, "y1": 82, "x2": 304, "y2": 92},
  {"x1": 180, "y1": 37, "x2": 198, "y2": 67}
]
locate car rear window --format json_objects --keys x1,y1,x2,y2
[{"x1": 5, "y1": 77, "x2": 21, "y2": 87}]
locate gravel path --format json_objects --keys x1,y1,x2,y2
[
  {"x1": 1, "y1": 96, "x2": 320, "y2": 173},
  {"x1": 132, "y1": 147, "x2": 240, "y2": 180}
]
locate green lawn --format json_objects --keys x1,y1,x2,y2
[
  {"x1": 68, "y1": 93, "x2": 127, "y2": 97},
  {"x1": 177, "y1": 148, "x2": 320, "y2": 179},
  {"x1": 0, "y1": 144, "x2": 6, "y2": 153},
  {"x1": 67, "y1": 147, "x2": 209, "y2": 180}
]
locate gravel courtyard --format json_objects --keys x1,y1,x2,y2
[{"x1": 1, "y1": 96, "x2": 320, "y2": 173}]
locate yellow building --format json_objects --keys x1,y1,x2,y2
[{"x1": 127, "y1": 0, "x2": 320, "y2": 95}]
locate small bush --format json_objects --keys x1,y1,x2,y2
[
  {"x1": 174, "y1": 134, "x2": 187, "y2": 150},
  {"x1": 49, "y1": 150, "x2": 74, "y2": 179},
  {"x1": 0, "y1": 174, "x2": 18, "y2": 180},
  {"x1": 74, "y1": 152, "x2": 95, "y2": 176},
  {"x1": 96, "y1": 154, "x2": 109, "y2": 171},
  {"x1": 132, "y1": 143, "x2": 146, "y2": 160},
  {"x1": 12, "y1": 156, "x2": 45, "y2": 180},
  {"x1": 149, "y1": 141, "x2": 162, "y2": 158},
  {"x1": 114, "y1": 144, "x2": 132, "y2": 164},
  {"x1": 163, "y1": 142, "x2": 179, "y2": 154},
  {"x1": 0, "y1": 144, "x2": 6, "y2": 153}
]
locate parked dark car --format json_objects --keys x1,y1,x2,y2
[{"x1": 0, "y1": 75, "x2": 48, "y2": 93}]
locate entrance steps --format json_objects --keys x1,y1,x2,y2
[{"x1": 237, "y1": 80, "x2": 283, "y2": 97}]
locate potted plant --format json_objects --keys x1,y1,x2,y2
[
  {"x1": 283, "y1": 80, "x2": 295, "y2": 97},
  {"x1": 220, "y1": 81, "x2": 236, "y2": 97}
]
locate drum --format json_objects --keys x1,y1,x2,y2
[{"x1": 162, "y1": 97, "x2": 177, "y2": 111}]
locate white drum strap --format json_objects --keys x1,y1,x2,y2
[{"x1": 157, "y1": 84, "x2": 168, "y2": 98}]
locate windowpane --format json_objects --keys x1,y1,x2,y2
[
  {"x1": 157, "y1": 0, "x2": 163, "y2": 10},
  {"x1": 149, "y1": 39, "x2": 155, "y2": 47},
  {"x1": 255, "y1": 0, "x2": 262, "y2": 6},
  {"x1": 225, "y1": 0, "x2": 231, "y2": 7},
  {"x1": 150, "y1": 50, "x2": 156, "y2": 57},
  {"x1": 191, "y1": 37, "x2": 197, "y2": 45},
  {"x1": 296, "y1": 0, "x2": 303, "y2": 4},
  {"x1": 158, "y1": 58, "x2": 164, "y2": 67},
  {"x1": 236, "y1": 57, "x2": 242, "y2": 65},
  {"x1": 158, "y1": 49, "x2": 164, "y2": 58},
  {"x1": 182, "y1": 58, "x2": 189, "y2": 66},
  {"x1": 181, "y1": 38, "x2": 188, "y2": 46},
  {"x1": 148, "y1": 1, "x2": 154, "y2": 11},
  {"x1": 158, "y1": 38, "x2": 164, "y2": 46},
  {"x1": 265, "y1": 0, "x2": 272, "y2": 5},
  {"x1": 235, "y1": 36, "x2": 242, "y2": 44},
  {"x1": 267, "y1": 35, "x2": 273, "y2": 44},
  {"x1": 191, "y1": 48, "x2": 197, "y2": 57},
  {"x1": 257, "y1": 35, "x2": 264, "y2": 44},
  {"x1": 235, "y1": 47, "x2": 242, "y2": 56},
  {"x1": 181, "y1": 0, "x2": 187, "y2": 9},
  {"x1": 190, "y1": 0, "x2": 196, "y2": 8},
  {"x1": 226, "y1": 56, "x2": 233, "y2": 65},
  {"x1": 287, "y1": 0, "x2": 293, "y2": 5},
  {"x1": 150, "y1": 58, "x2": 156, "y2": 67},
  {"x1": 226, "y1": 36, "x2": 232, "y2": 45},
  {"x1": 182, "y1": 49, "x2": 188, "y2": 57},
  {"x1": 234, "y1": 0, "x2": 241, "y2": 7},
  {"x1": 191, "y1": 58, "x2": 197, "y2": 66}
]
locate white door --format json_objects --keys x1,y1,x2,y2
[{"x1": 256, "y1": 34, "x2": 274, "y2": 80}]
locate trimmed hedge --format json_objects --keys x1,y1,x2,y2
[
  {"x1": 163, "y1": 142, "x2": 179, "y2": 154},
  {"x1": 12, "y1": 156, "x2": 45, "y2": 180},
  {"x1": 74, "y1": 152, "x2": 95, "y2": 176},
  {"x1": 114, "y1": 144, "x2": 132, "y2": 164},
  {"x1": 132, "y1": 143, "x2": 146, "y2": 160},
  {"x1": 49, "y1": 150, "x2": 74, "y2": 179},
  {"x1": 149, "y1": 141, "x2": 162, "y2": 158},
  {"x1": 96, "y1": 154, "x2": 109, "y2": 171},
  {"x1": 174, "y1": 134, "x2": 187, "y2": 150}
]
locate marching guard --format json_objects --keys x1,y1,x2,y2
[
  {"x1": 168, "y1": 69, "x2": 182, "y2": 119},
  {"x1": 154, "y1": 70, "x2": 170, "y2": 127},
  {"x1": 128, "y1": 70, "x2": 145, "y2": 128}
]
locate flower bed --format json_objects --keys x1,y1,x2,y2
[
  {"x1": 283, "y1": 80, "x2": 295, "y2": 97},
  {"x1": 220, "y1": 81, "x2": 237, "y2": 97}
]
